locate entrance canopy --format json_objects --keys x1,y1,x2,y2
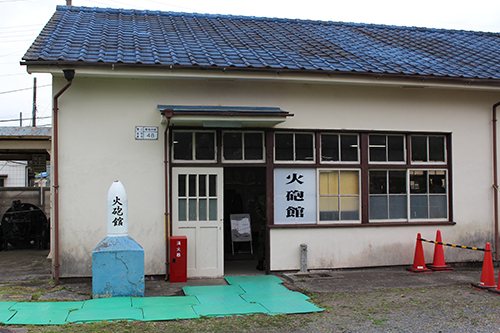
[{"x1": 158, "y1": 105, "x2": 293, "y2": 128}]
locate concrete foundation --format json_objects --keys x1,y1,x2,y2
[{"x1": 92, "y1": 235, "x2": 144, "y2": 298}]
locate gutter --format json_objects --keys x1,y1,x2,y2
[
  {"x1": 162, "y1": 109, "x2": 173, "y2": 281},
  {"x1": 24, "y1": 63, "x2": 500, "y2": 91},
  {"x1": 52, "y1": 69, "x2": 75, "y2": 285},
  {"x1": 494, "y1": 102, "x2": 500, "y2": 262}
]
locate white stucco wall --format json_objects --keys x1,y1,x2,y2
[
  {"x1": 0, "y1": 161, "x2": 27, "y2": 187},
  {"x1": 52, "y1": 71, "x2": 500, "y2": 276},
  {"x1": 268, "y1": 83, "x2": 498, "y2": 270}
]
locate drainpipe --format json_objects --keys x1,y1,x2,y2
[
  {"x1": 493, "y1": 101, "x2": 500, "y2": 262},
  {"x1": 162, "y1": 109, "x2": 173, "y2": 280},
  {"x1": 53, "y1": 69, "x2": 75, "y2": 285}
]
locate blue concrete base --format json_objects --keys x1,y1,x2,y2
[{"x1": 92, "y1": 236, "x2": 145, "y2": 298}]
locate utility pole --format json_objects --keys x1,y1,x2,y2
[
  {"x1": 66, "y1": 0, "x2": 72, "y2": 5},
  {"x1": 32, "y1": 77, "x2": 37, "y2": 127},
  {"x1": 19, "y1": 112, "x2": 22, "y2": 127}
]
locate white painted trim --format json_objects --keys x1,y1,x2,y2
[{"x1": 26, "y1": 65, "x2": 500, "y2": 91}]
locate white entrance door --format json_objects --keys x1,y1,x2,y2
[{"x1": 172, "y1": 167, "x2": 224, "y2": 277}]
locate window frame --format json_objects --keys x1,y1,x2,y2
[
  {"x1": 221, "y1": 130, "x2": 266, "y2": 163},
  {"x1": 274, "y1": 132, "x2": 316, "y2": 163},
  {"x1": 172, "y1": 130, "x2": 218, "y2": 163},
  {"x1": 168, "y1": 128, "x2": 452, "y2": 226},
  {"x1": 368, "y1": 134, "x2": 406, "y2": 164},
  {"x1": 408, "y1": 169, "x2": 449, "y2": 222},
  {"x1": 320, "y1": 133, "x2": 360, "y2": 164},
  {"x1": 317, "y1": 168, "x2": 362, "y2": 224},
  {"x1": 367, "y1": 168, "x2": 449, "y2": 223},
  {"x1": 410, "y1": 135, "x2": 447, "y2": 165},
  {"x1": 368, "y1": 169, "x2": 408, "y2": 223}
]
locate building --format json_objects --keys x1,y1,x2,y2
[
  {"x1": 0, "y1": 126, "x2": 51, "y2": 218},
  {"x1": 22, "y1": 5, "x2": 500, "y2": 279},
  {"x1": 0, "y1": 126, "x2": 51, "y2": 187},
  {"x1": 0, "y1": 161, "x2": 28, "y2": 188}
]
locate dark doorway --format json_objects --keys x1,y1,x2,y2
[{"x1": 224, "y1": 167, "x2": 266, "y2": 275}]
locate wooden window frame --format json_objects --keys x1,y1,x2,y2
[{"x1": 169, "y1": 128, "x2": 453, "y2": 228}]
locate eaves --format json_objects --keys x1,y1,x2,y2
[{"x1": 22, "y1": 61, "x2": 500, "y2": 92}]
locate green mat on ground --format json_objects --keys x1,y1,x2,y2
[
  {"x1": 0, "y1": 302, "x2": 16, "y2": 324},
  {"x1": 82, "y1": 297, "x2": 133, "y2": 309},
  {"x1": 138, "y1": 304, "x2": 198, "y2": 321},
  {"x1": 132, "y1": 296, "x2": 200, "y2": 321},
  {"x1": 0, "y1": 275, "x2": 323, "y2": 324},
  {"x1": 183, "y1": 284, "x2": 244, "y2": 296},
  {"x1": 257, "y1": 298, "x2": 324, "y2": 315},
  {"x1": 189, "y1": 287, "x2": 269, "y2": 317},
  {"x1": 192, "y1": 291, "x2": 269, "y2": 317},
  {"x1": 241, "y1": 291, "x2": 310, "y2": 303},
  {"x1": 225, "y1": 276, "x2": 323, "y2": 315},
  {"x1": 237, "y1": 282, "x2": 290, "y2": 294},
  {"x1": 195, "y1": 293, "x2": 249, "y2": 305},
  {"x1": 67, "y1": 307, "x2": 144, "y2": 323},
  {"x1": 225, "y1": 275, "x2": 283, "y2": 285},
  {"x1": 67, "y1": 297, "x2": 142, "y2": 323},
  {"x1": 0, "y1": 302, "x2": 16, "y2": 310},
  {"x1": 193, "y1": 297, "x2": 268, "y2": 317},
  {"x1": 7, "y1": 302, "x2": 83, "y2": 325},
  {"x1": 132, "y1": 296, "x2": 199, "y2": 308}
]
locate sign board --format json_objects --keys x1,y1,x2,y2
[
  {"x1": 274, "y1": 168, "x2": 317, "y2": 224},
  {"x1": 230, "y1": 214, "x2": 252, "y2": 242},
  {"x1": 135, "y1": 126, "x2": 158, "y2": 140},
  {"x1": 230, "y1": 213, "x2": 253, "y2": 255},
  {"x1": 32, "y1": 154, "x2": 47, "y2": 173}
]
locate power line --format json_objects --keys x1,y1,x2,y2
[
  {"x1": 0, "y1": 28, "x2": 42, "y2": 35},
  {"x1": 142, "y1": 0, "x2": 202, "y2": 12},
  {"x1": 0, "y1": 23, "x2": 44, "y2": 29},
  {"x1": 0, "y1": 38, "x2": 40, "y2": 43},
  {"x1": 0, "y1": 49, "x2": 27, "y2": 57},
  {"x1": 0, "y1": 73, "x2": 26, "y2": 77},
  {"x1": 0, "y1": 116, "x2": 51, "y2": 123},
  {"x1": 0, "y1": 84, "x2": 51, "y2": 95},
  {"x1": 0, "y1": 31, "x2": 41, "y2": 37},
  {"x1": 83, "y1": 0, "x2": 202, "y2": 12},
  {"x1": 0, "y1": 0, "x2": 33, "y2": 3}
]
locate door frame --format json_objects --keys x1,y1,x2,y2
[{"x1": 171, "y1": 167, "x2": 224, "y2": 277}]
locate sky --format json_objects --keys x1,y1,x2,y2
[{"x1": 1, "y1": 0, "x2": 500, "y2": 127}]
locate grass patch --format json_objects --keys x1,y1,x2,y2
[
  {"x1": 369, "y1": 317, "x2": 389, "y2": 326},
  {"x1": 0, "y1": 285, "x2": 39, "y2": 295},
  {"x1": 18, "y1": 312, "x2": 318, "y2": 333},
  {"x1": 0, "y1": 283, "x2": 56, "y2": 301}
]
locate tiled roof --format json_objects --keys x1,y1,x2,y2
[{"x1": 23, "y1": 5, "x2": 500, "y2": 81}]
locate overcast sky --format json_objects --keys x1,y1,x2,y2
[{"x1": 1, "y1": 0, "x2": 500, "y2": 127}]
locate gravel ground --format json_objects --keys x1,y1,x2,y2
[
  {"x1": 289, "y1": 284, "x2": 500, "y2": 332},
  {"x1": 2, "y1": 280, "x2": 499, "y2": 332},
  {"x1": 1, "y1": 250, "x2": 499, "y2": 332}
]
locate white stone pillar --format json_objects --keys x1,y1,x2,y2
[{"x1": 107, "y1": 180, "x2": 128, "y2": 236}]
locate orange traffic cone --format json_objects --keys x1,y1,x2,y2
[
  {"x1": 428, "y1": 230, "x2": 453, "y2": 271},
  {"x1": 407, "y1": 233, "x2": 432, "y2": 273},
  {"x1": 471, "y1": 243, "x2": 497, "y2": 291},
  {"x1": 490, "y1": 269, "x2": 500, "y2": 295}
]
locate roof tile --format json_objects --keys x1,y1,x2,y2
[{"x1": 22, "y1": 5, "x2": 500, "y2": 81}]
